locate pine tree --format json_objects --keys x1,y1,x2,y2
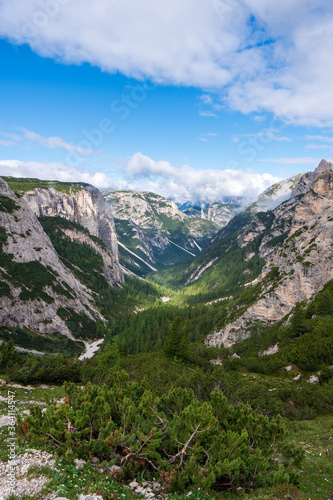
[
  {"x1": 291, "y1": 302, "x2": 307, "y2": 336},
  {"x1": 163, "y1": 316, "x2": 188, "y2": 361}
]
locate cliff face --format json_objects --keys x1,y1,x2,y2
[
  {"x1": 206, "y1": 162, "x2": 333, "y2": 347},
  {"x1": 0, "y1": 178, "x2": 101, "y2": 340},
  {"x1": 23, "y1": 185, "x2": 123, "y2": 283},
  {"x1": 200, "y1": 202, "x2": 240, "y2": 228},
  {"x1": 103, "y1": 190, "x2": 219, "y2": 274}
]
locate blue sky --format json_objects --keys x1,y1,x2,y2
[{"x1": 0, "y1": 0, "x2": 332, "y2": 203}]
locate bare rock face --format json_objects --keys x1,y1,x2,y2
[
  {"x1": 291, "y1": 159, "x2": 333, "y2": 197},
  {"x1": 23, "y1": 185, "x2": 123, "y2": 283},
  {"x1": 200, "y1": 202, "x2": 240, "y2": 228},
  {"x1": 206, "y1": 165, "x2": 333, "y2": 347},
  {"x1": 103, "y1": 189, "x2": 218, "y2": 272},
  {"x1": 104, "y1": 190, "x2": 187, "y2": 229},
  {"x1": 0, "y1": 178, "x2": 101, "y2": 338}
]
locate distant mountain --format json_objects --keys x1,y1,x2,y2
[
  {"x1": 177, "y1": 198, "x2": 242, "y2": 227},
  {"x1": 151, "y1": 160, "x2": 333, "y2": 348},
  {"x1": 247, "y1": 174, "x2": 302, "y2": 214},
  {"x1": 103, "y1": 189, "x2": 219, "y2": 275}
]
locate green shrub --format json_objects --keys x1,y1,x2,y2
[{"x1": 20, "y1": 372, "x2": 303, "y2": 492}]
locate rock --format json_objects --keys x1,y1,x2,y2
[
  {"x1": 259, "y1": 344, "x2": 279, "y2": 356},
  {"x1": 78, "y1": 495, "x2": 104, "y2": 500},
  {"x1": 0, "y1": 448, "x2": 53, "y2": 499},
  {"x1": 91, "y1": 456, "x2": 100, "y2": 465},
  {"x1": 107, "y1": 464, "x2": 122, "y2": 476},
  {"x1": 308, "y1": 375, "x2": 319, "y2": 384},
  {"x1": 231, "y1": 353, "x2": 240, "y2": 359},
  {"x1": 130, "y1": 481, "x2": 140, "y2": 490},
  {"x1": 103, "y1": 189, "x2": 220, "y2": 274},
  {"x1": 152, "y1": 482, "x2": 161, "y2": 490},
  {"x1": 0, "y1": 177, "x2": 112, "y2": 341},
  {"x1": 24, "y1": 183, "x2": 122, "y2": 272},
  {"x1": 48, "y1": 458, "x2": 56, "y2": 467},
  {"x1": 206, "y1": 163, "x2": 333, "y2": 347},
  {"x1": 74, "y1": 458, "x2": 86, "y2": 469}
]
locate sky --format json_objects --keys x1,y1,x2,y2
[{"x1": 0, "y1": 0, "x2": 333, "y2": 204}]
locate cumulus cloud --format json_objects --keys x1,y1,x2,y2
[
  {"x1": 0, "y1": 160, "x2": 115, "y2": 189},
  {"x1": 124, "y1": 152, "x2": 281, "y2": 203},
  {"x1": 0, "y1": 1, "x2": 332, "y2": 124},
  {"x1": 0, "y1": 155, "x2": 282, "y2": 204}
]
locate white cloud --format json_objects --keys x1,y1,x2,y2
[
  {"x1": 123, "y1": 152, "x2": 281, "y2": 203},
  {"x1": 21, "y1": 129, "x2": 93, "y2": 155},
  {"x1": 0, "y1": 131, "x2": 22, "y2": 142},
  {"x1": 0, "y1": 140, "x2": 15, "y2": 147},
  {"x1": 0, "y1": 160, "x2": 114, "y2": 189},
  {"x1": 233, "y1": 131, "x2": 292, "y2": 143},
  {"x1": 3, "y1": 153, "x2": 322, "y2": 204},
  {"x1": 260, "y1": 157, "x2": 321, "y2": 165},
  {"x1": 199, "y1": 132, "x2": 217, "y2": 142},
  {"x1": 306, "y1": 135, "x2": 333, "y2": 143},
  {"x1": 199, "y1": 111, "x2": 218, "y2": 118},
  {"x1": 306, "y1": 144, "x2": 333, "y2": 150},
  {"x1": 0, "y1": 1, "x2": 332, "y2": 124}
]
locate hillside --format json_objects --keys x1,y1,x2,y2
[
  {"x1": 0, "y1": 177, "x2": 131, "y2": 355},
  {"x1": 103, "y1": 189, "x2": 219, "y2": 275},
  {"x1": 150, "y1": 160, "x2": 333, "y2": 348}
]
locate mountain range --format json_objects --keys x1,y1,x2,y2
[{"x1": 1, "y1": 159, "x2": 333, "y2": 358}]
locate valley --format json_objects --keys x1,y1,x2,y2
[{"x1": 0, "y1": 161, "x2": 333, "y2": 499}]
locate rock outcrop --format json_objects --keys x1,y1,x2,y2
[
  {"x1": 200, "y1": 202, "x2": 240, "y2": 228},
  {"x1": 23, "y1": 184, "x2": 123, "y2": 283},
  {"x1": 103, "y1": 189, "x2": 218, "y2": 274},
  {"x1": 0, "y1": 178, "x2": 101, "y2": 339},
  {"x1": 206, "y1": 161, "x2": 333, "y2": 347}
]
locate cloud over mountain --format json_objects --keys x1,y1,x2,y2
[{"x1": 0, "y1": 155, "x2": 281, "y2": 204}]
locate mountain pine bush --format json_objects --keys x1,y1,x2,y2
[{"x1": 19, "y1": 371, "x2": 303, "y2": 493}]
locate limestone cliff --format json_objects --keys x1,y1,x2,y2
[
  {"x1": 206, "y1": 161, "x2": 333, "y2": 347},
  {"x1": 103, "y1": 189, "x2": 218, "y2": 274},
  {"x1": 0, "y1": 178, "x2": 101, "y2": 340},
  {"x1": 200, "y1": 202, "x2": 241, "y2": 228},
  {"x1": 22, "y1": 184, "x2": 123, "y2": 283}
]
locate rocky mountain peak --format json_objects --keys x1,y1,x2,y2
[
  {"x1": 315, "y1": 158, "x2": 333, "y2": 175},
  {"x1": 206, "y1": 165, "x2": 333, "y2": 347},
  {"x1": 291, "y1": 158, "x2": 333, "y2": 198}
]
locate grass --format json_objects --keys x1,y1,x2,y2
[
  {"x1": 2, "y1": 176, "x2": 89, "y2": 195},
  {"x1": 289, "y1": 416, "x2": 333, "y2": 499}
]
